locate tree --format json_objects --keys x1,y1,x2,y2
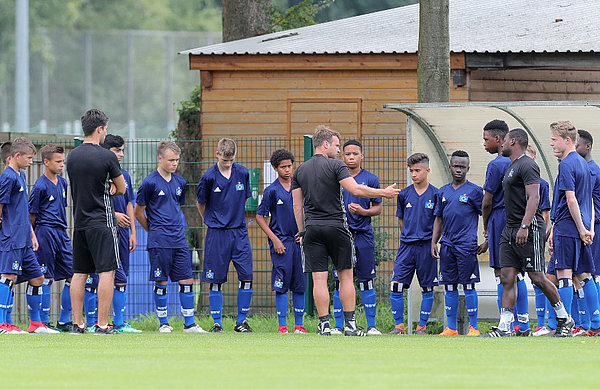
[
  {"x1": 222, "y1": 0, "x2": 270, "y2": 42},
  {"x1": 417, "y1": 0, "x2": 449, "y2": 102}
]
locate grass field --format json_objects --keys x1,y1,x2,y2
[{"x1": 3, "y1": 313, "x2": 600, "y2": 388}]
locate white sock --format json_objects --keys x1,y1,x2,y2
[
  {"x1": 498, "y1": 309, "x2": 514, "y2": 332},
  {"x1": 553, "y1": 301, "x2": 568, "y2": 319}
]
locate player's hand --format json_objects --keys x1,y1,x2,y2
[
  {"x1": 115, "y1": 212, "x2": 130, "y2": 228},
  {"x1": 477, "y1": 240, "x2": 488, "y2": 254},
  {"x1": 581, "y1": 229, "x2": 594, "y2": 245},
  {"x1": 129, "y1": 234, "x2": 137, "y2": 252},
  {"x1": 381, "y1": 183, "x2": 401, "y2": 199},
  {"x1": 109, "y1": 182, "x2": 117, "y2": 196},
  {"x1": 348, "y1": 203, "x2": 365, "y2": 215},
  {"x1": 273, "y1": 237, "x2": 286, "y2": 254},
  {"x1": 32, "y1": 234, "x2": 39, "y2": 251},
  {"x1": 516, "y1": 228, "x2": 529, "y2": 246},
  {"x1": 431, "y1": 242, "x2": 440, "y2": 259},
  {"x1": 483, "y1": 230, "x2": 488, "y2": 240},
  {"x1": 547, "y1": 232, "x2": 554, "y2": 255}
]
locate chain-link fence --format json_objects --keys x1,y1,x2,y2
[{"x1": 11, "y1": 135, "x2": 406, "y2": 322}]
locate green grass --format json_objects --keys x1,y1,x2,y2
[{"x1": 2, "y1": 330, "x2": 599, "y2": 388}]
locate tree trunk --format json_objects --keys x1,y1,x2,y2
[
  {"x1": 222, "y1": 0, "x2": 271, "y2": 42},
  {"x1": 417, "y1": 0, "x2": 450, "y2": 103}
]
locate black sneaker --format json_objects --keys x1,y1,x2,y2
[
  {"x1": 94, "y1": 325, "x2": 119, "y2": 335},
  {"x1": 70, "y1": 324, "x2": 86, "y2": 335},
  {"x1": 209, "y1": 323, "x2": 224, "y2": 333},
  {"x1": 42, "y1": 322, "x2": 59, "y2": 331},
  {"x1": 317, "y1": 321, "x2": 331, "y2": 336},
  {"x1": 344, "y1": 325, "x2": 367, "y2": 336},
  {"x1": 233, "y1": 320, "x2": 253, "y2": 333},
  {"x1": 514, "y1": 328, "x2": 532, "y2": 337},
  {"x1": 56, "y1": 322, "x2": 73, "y2": 332},
  {"x1": 480, "y1": 326, "x2": 513, "y2": 337},
  {"x1": 554, "y1": 316, "x2": 575, "y2": 337}
]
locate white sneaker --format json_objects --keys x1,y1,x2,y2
[
  {"x1": 183, "y1": 324, "x2": 208, "y2": 333},
  {"x1": 158, "y1": 324, "x2": 173, "y2": 333},
  {"x1": 330, "y1": 327, "x2": 343, "y2": 335},
  {"x1": 32, "y1": 325, "x2": 60, "y2": 334},
  {"x1": 532, "y1": 326, "x2": 555, "y2": 337},
  {"x1": 367, "y1": 326, "x2": 382, "y2": 335}
]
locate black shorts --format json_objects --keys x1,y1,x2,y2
[
  {"x1": 72, "y1": 227, "x2": 121, "y2": 274},
  {"x1": 499, "y1": 226, "x2": 545, "y2": 272},
  {"x1": 301, "y1": 224, "x2": 354, "y2": 273}
]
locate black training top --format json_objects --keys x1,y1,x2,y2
[
  {"x1": 291, "y1": 154, "x2": 351, "y2": 227},
  {"x1": 66, "y1": 142, "x2": 122, "y2": 230},
  {"x1": 502, "y1": 154, "x2": 545, "y2": 229}
]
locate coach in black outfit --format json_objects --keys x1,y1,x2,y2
[
  {"x1": 66, "y1": 109, "x2": 126, "y2": 334},
  {"x1": 292, "y1": 125, "x2": 399, "y2": 336},
  {"x1": 482, "y1": 128, "x2": 572, "y2": 337}
]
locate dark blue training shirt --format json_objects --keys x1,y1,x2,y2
[
  {"x1": 197, "y1": 163, "x2": 250, "y2": 229},
  {"x1": 589, "y1": 160, "x2": 600, "y2": 223},
  {"x1": 0, "y1": 167, "x2": 32, "y2": 250},
  {"x1": 539, "y1": 178, "x2": 551, "y2": 211},
  {"x1": 113, "y1": 169, "x2": 134, "y2": 216},
  {"x1": 551, "y1": 151, "x2": 593, "y2": 237},
  {"x1": 136, "y1": 170, "x2": 188, "y2": 249},
  {"x1": 483, "y1": 155, "x2": 511, "y2": 209},
  {"x1": 434, "y1": 181, "x2": 483, "y2": 247},
  {"x1": 396, "y1": 183, "x2": 438, "y2": 242},
  {"x1": 257, "y1": 179, "x2": 298, "y2": 237},
  {"x1": 342, "y1": 169, "x2": 381, "y2": 232},
  {"x1": 29, "y1": 174, "x2": 68, "y2": 229}
]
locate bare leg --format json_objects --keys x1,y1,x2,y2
[
  {"x1": 338, "y1": 268, "x2": 356, "y2": 312},
  {"x1": 71, "y1": 273, "x2": 87, "y2": 327},
  {"x1": 312, "y1": 271, "x2": 330, "y2": 317},
  {"x1": 97, "y1": 270, "x2": 115, "y2": 327}
]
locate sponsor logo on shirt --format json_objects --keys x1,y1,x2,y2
[
  {"x1": 49, "y1": 195, "x2": 55, "y2": 201},
  {"x1": 206, "y1": 270, "x2": 214, "y2": 279},
  {"x1": 274, "y1": 279, "x2": 283, "y2": 288},
  {"x1": 236, "y1": 182, "x2": 245, "y2": 191},
  {"x1": 406, "y1": 202, "x2": 412, "y2": 208},
  {"x1": 158, "y1": 190, "x2": 165, "y2": 196},
  {"x1": 425, "y1": 200, "x2": 434, "y2": 209},
  {"x1": 277, "y1": 199, "x2": 284, "y2": 205},
  {"x1": 214, "y1": 187, "x2": 221, "y2": 193},
  {"x1": 154, "y1": 268, "x2": 162, "y2": 278},
  {"x1": 459, "y1": 194, "x2": 469, "y2": 203},
  {"x1": 176, "y1": 187, "x2": 182, "y2": 196}
]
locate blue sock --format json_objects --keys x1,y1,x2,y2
[
  {"x1": 112, "y1": 285, "x2": 127, "y2": 327},
  {"x1": 390, "y1": 291, "x2": 404, "y2": 325},
  {"x1": 419, "y1": 291, "x2": 434, "y2": 327},
  {"x1": 360, "y1": 285, "x2": 377, "y2": 329},
  {"x1": 153, "y1": 283, "x2": 168, "y2": 326},
  {"x1": 59, "y1": 282, "x2": 72, "y2": 324},
  {"x1": 209, "y1": 287, "x2": 223, "y2": 325},
  {"x1": 515, "y1": 277, "x2": 530, "y2": 330},
  {"x1": 333, "y1": 289, "x2": 344, "y2": 328},
  {"x1": 557, "y1": 278, "x2": 573, "y2": 316},
  {"x1": 445, "y1": 290, "x2": 459, "y2": 331},
  {"x1": 572, "y1": 290, "x2": 581, "y2": 327},
  {"x1": 179, "y1": 283, "x2": 195, "y2": 327},
  {"x1": 576, "y1": 290, "x2": 589, "y2": 329},
  {"x1": 0, "y1": 281, "x2": 10, "y2": 323},
  {"x1": 582, "y1": 278, "x2": 600, "y2": 329},
  {"x1": 26, "y1": 284, "x2": 43, "y2": 323},
  {"x1": 546, "y1": 297, "x2": 557, "y2": 329},
  {"x1": 275, "y1": 292, "x2": 288, "y2": 327},
  {"x1": 596, "y1": 278, "x2": 600, "y2": 308},
  {"x1": 464, "y1": 288, "x2": 478, "y2": 329},
  {"x1": 6, "y1": 291, "x2": 13, "y2": 324},
  {"x1": 533, "y1": 285, "x2": 546, "y2": 327},
  {"x1": 41, "y1": 279, "x2": 52, "y2": 324},
  {"x1": 237, "y1": 281, "x2": 252, "y2": 325},
  {"x1": 292, "y1": 292, "x2": 304, "y2": 325},
  {"x1": 496, "y1": 277, "x2": 503, "y2": 312},
  {"x1": 84, "y1": 288, "x2": 98, "y2": 325}
]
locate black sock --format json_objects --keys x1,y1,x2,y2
[
  {"x1": 319, "y1": 314, "x2": 330, "y2": 323},
  {"x1": 344, "y1": 310, "x2": 356, "y2": 329}
]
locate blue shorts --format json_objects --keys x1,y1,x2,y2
[
  {"x1": 148, "y1": 247, "x2": 193, "y2": 282},
  {"x1": 86, "y1": 273, "x2": 99, "y2": 289},
  {"x1": 439, "y1": 243, "x2": 480, "y2": 285},
  {"x1": 202, "y1": 227, "x2": 252, "y2": 284},
  {"x1": 392, "y1": 240, "x2": 438, "y2": 288},
  {"x1": 34, "y1": 225, "x2": 74, "y2": 281},
  {"x1": 592, "y1": 224, "x2": 600, "y2": 276},
  {"x1": 352, "y1": 229, "x2": 376, "y2": 279},
  {"x1": 115, "y1": 227, "x2": 130, "y2": 284},
  {"x1": 546, "y1": 254, "x2": 556, "y2": 276},
  {"x1": 553, "y1": 234, "x2": 595, "y2": 274},
  {"x1": 0, "y1": 247, "x2": 43, "y2": 283},
  {"x1": 270, "y1": 236, "x2": 305, "y2": 294},
  {"x1": 488, "y1": 207, "x2": 506, "y2": 268}
]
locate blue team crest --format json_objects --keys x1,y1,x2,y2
[
  {"x1": 236, "y1": 182, "x2": 244, "y2": 191},
  {"x1": 62, "y1": 189, "x2": 66, "y2": 198},
  {"x1": 425, "y1": 200, "x2": 434, "y2": 209},
  {"x1": 361, "y1": 182, "x2": 365, "y2": 185},
  {"x1": 176, "y1": 187, "x2": 182, "y2": 196},
  {"x1": 41, "y1": 264, "x2": 47, "y2": 274},
  {"x1": 86, "y1": 276, "x2": 93, "y2": 284},
  {"x1": 11, "y1": 261, "x2": 19, "y2": 271},
  {"x1": 206, "y1": 270, "x2": 214, "y2": 279},
  {"x1": 459, "y1": 194, "x2": 469, "y2": 203},
  {"x1": 125, "y1": 181, "x2": 129, "y2": 189},
  {"x1": 274, "y1": 279, "x2": 283, "y2": 288},
  {"x1": 508, "y1": 169, "x2": 514, "y2": 178},
  {"x1": 154, "y1": 268, "x2": 162, "y2": 278}
]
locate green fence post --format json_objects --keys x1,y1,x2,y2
[{"x1": 303, "y1": 135, "x2": 315, "y2": 317}]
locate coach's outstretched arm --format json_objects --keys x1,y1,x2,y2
[
  {"x1": 339, "y1": 177, "x2": 399, "y2": 199},
  {"x1": 134, "y1": 204, "x2": 149, "y2": 232}
]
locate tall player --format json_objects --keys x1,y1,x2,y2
[
  {"x1": 547, "y1": 121, "x2": 599, "y2": 337},
  {"x1": 135, "y1": 141, "x2": 206, "y2": 333},
  {"x1": 29, "y1": 144, "x2": 73, "y2": 331},
  {"x1": 256, "y1": 149, "x2": 306, "y2": 334},
  {"x1": 102, "y1": 135, "x2": 141, "y2": 333},
  {"x1": 390, "y1": 153, "x2": 438, "y2": 335},
  {"x1": 432, "y1": 150, "x2": 486, "y2": 336},
  {"x1": 197, "y1": 138, "x2": 253, "y2": 333},
  {"x1": 332, "y1": 140, "x2": 382, "y2": 335}
]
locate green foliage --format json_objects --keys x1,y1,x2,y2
[
  {"x1": 264, "y1": 0, "x2": 335, "y2": 32},
  {"x1": 373, "y1": 218, "x2": 394, "y2": 265},
  {"x1": 177, "y1": 85, "x2": 202, "y2": 128}
]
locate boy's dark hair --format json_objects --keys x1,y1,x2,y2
[
  {"x1": 10, "y1": 137, "x2": 36, "y2": 157},
  {"x1": 1, "y1": 142, "x2": 11, "y2": 164},
  {"x1": 578, "y1": 129, "x2": 594, "y2": 146},
  {"x1": 507, "y1": 128, "x2": 528, "y2": 148},
  {"x1": 343, "y1": 139, "x2": 363, "y2": 152},
  {"x1": 407, "y1": 152, "x2": 429, "y2": 167},
  {"x1": 451, "y1": 150, "x2": 469, "y2": 159},
  {"x1": 270, "y1": 149, "x2": 295, "y2": 168},
  {"x1": 40, "y1": 144, "x2": 65, "y2": 162},
  {"x1": 102, "y1": 134, "x2": 125, "y2": 150},
  {"x1": 483, "y1": 119, "x2": 509, "y2": 138},
  {"x1": 81, "y1": 108, "x2": 109, "y2": 137}
]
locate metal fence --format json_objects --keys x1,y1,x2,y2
[{"x1": 12, "y1": 135, "x2": 406, "y2": 322}]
